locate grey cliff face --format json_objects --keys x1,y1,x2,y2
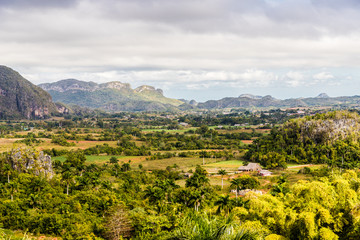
[{"x1": 9, "y1": 148, "x2": 54, "y2": 178}]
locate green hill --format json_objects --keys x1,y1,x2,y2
[
  {"x1": 245, "y1": 110, "x2": 360, "y2": 169},
  {"x1": 0, "y1": 66, "x2": 58, "y2": 119}
]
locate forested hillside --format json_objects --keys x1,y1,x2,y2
[
  {"x1": 0, "y1": 66, "x2": 58, "y2": 119},
  {"x1": 245, "y1": 111, "x2": 360, "y2": 169}
]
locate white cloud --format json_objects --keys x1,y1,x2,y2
[
  {"x1": 313, "y1": 72, "x2": 334, "y2": 80},
  {"x1": 1, "y1": 0, "x2": 360, "y2": 100},
  {"x1": 284, "y1": 71, "x2": 305, "y2": 87}
]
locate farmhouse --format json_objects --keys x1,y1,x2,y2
[{"x1": 238, "y1": 162, "x2": 262, "y2": 172}]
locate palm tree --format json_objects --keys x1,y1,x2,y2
[
  {"x1": 164, "y1": 212, "x2": 262, "y2": 239},
  {"x1": 218, "y1": 169, "x2": 227, "y2": 189},
  {"x1": 3, "y1": 164, "x2": 12, "y2": 183},
  {"x1": 121, "y1": 163, "x2": 131, "y2": 172},
  {"x1": 215, "y1": 194, "x2": 232, "y2": 215},
  {"x1": 109, "y1": 156, "x2": 119, "y2": 164},
  {"x1": 230, "y1": 178, "x2": 242, "y2": 199},
  {"x1": 188, "y1": 189, "x2": 203, "y2": 211},
  {"x1": 29, "y1": 193, "x2": 41, "y2": 208},
  {"x1": 6, "y1": 181, "x2": 18, "y2": 201},
  {"x1": 62, "y1": 171, "x2": 74, "y2": 195}
]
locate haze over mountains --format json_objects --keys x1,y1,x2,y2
[{"x1": 1, "y1": 65, "x2": 360, "y2": 119}]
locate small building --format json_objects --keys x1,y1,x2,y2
[
  {"x1": 183, "y1": 173, "x2": 193, "y2": 178},
  {"x1": 238, "y1": 162, "x2": 262, "y2": 172},
  {"x1": 179, "y1": 122, "x2": 189, "y2": 127},
  {"x1": 259, "y1": 170, "x2": 272, "y2": 176},
  {"x1": 231, "y1": 189, "x2": 263, "y2": 196}
]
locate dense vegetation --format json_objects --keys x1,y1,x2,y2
[
  {"x1": 246, "y1": 111, "x2": 360, "y2": 169},
  {"x1": 1, "y1": 110, "x2": 360, "y2": 239}
]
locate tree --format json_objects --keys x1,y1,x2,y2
[
  {"x1": 186, "y1": 165, "x2": 209, "y2": 188},
  {"x1": 109, "y1": 156, "x2": 119, "y2": 164},
  {"x1": 230, "y1": 178, "x2": 242, "y2": 199},
  {"x1": 62, "y1": 170, "x2": 74, "y2": 195},
  {"x1": 218, "y1": 169, "x2": 227, "y2": 189},
  {"x1": 3, "y1": 164, "x2": 12, "y2": 183},
  {"x1": 105, "y1": 206, "x2": 133, "y2": 240},
  {"x1": 237, "y1": 175, "x2": 260, "y2": 190},
  {"x1": 5, "y1": 181, "x2": 18, "y2": 201},
  {"x1": 144, "y1": 185, "x2": 166, "y2": 212},
  {"x1": 63, "y1": 151, "x2": 86, "y2": 175},
  {"x1": 121, "y1": 163, "x2": 131, "y2": 172},
  {"x1": 230, "y1": 175, "x2": 260, "y2": 198},
  {"x1": 215, "y1": 194, "x2": 232, "y2": 215}
]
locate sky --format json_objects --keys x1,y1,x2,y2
[{"x1": 1, "y1": 0, "x2": 360, "y2": 102}]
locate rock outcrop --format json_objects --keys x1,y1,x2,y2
[{"x1": 8, "y1": 148, "x2": 54, "y2": 178}]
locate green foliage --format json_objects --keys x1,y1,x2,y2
[
  {"x1": 4, "y1": 111, "x2": 360, "y2": 240},
  {"x1": 231, "y1": 175, "x2": 260, "y2": 191},
  {"x1": 185, "y1": 165, "x2": 210, "y2": 188},
  {"x1": 51, "y1": 135, "x2": 76, "y2": 147},
  {"x1": 109, "y1": 156, "x2": 118, "y2": 164},
  {"x1": 246, "y1": 111, "x2": 360, "y2": 169},
  {"x1": 163, "y1": 212, "x2": 263, "y2": 240}
]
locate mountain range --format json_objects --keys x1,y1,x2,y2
[
  {"x1": 39, "y1": 79, "x2": 183, "y2": 112},
  {"x1": 41, "y1": 78, "x2": 360, "y2": 111},
  {"x1": 197, "y1": 93, "x2": 360, "y2": 109},
  {"x1": 2, "y1": 65, "x2": 360, "y2": 119}
]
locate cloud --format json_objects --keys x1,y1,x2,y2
[
  {"x1": 284, "y1": 71, "x2": 305, "y2": 87},
  {"x1": 0, "y1": 0, "x2": 77, "y2": 9},
  {"x1": 313, "y1": 72, "x2": 334, "y2": 80},
  {"x1": 0, "y1": 0, "x2": 359, "y2": 100}
]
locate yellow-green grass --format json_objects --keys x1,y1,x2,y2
[
  {"x1": 37, "y1": 139, "x2": 118, "y2": 151},
  {"x1": 286, "y1": 164, "x2": 326, "y2": 172},
  {"x1": 53, "y1": 155, "x2": 146, "y2": 164},
  {"x1": 203, "y1": 160, "x2": 244, "y2": 172},
  {"x1": 139, "y1": 157, "x2": 217, "y2": 171},
  {"x1": 0, "y1": 137, "x2": 119, "y2": 154},
  {"x1": 0, "y1": 138, "x2": 27, "y2": 152},
  {"x1": 176, "y1": 177, "x2": 232, "y2": 191}
]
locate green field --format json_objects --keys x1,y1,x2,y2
[
  {"x1": 140, "y1": 157, "x2": 217, "y2": 170},
  {"x1": 53, "y1": 155, "x2": 144, "y2": 164}
]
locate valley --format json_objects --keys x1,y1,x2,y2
[{"x1": 0, "y1": 108, "x2": 359, "y2": 239}]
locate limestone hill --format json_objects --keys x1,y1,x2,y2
[
  {"x1": 39, "y1": 79, "x2": 183, "y2": 112},
  {"x1": 0, "y1": 66, "x2": 58, "y2": 119}
]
